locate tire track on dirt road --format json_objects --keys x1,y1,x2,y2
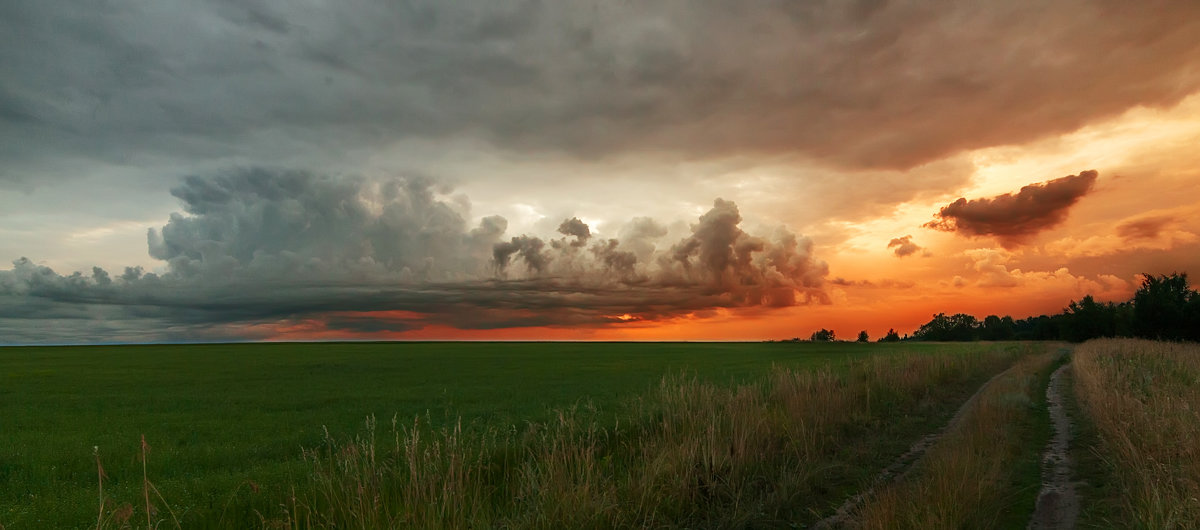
[
  {"x1": 1028, "y1": 361, "x2": 1078, "y2": 530},
  {"x1": 811, "y1": 365, "x2": 1012, "y2": 529}
]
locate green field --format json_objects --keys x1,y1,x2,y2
[{"x1": 0, "y1": 340, "x2": 975, "y2": 528}]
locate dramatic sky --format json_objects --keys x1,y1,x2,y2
[{"x1": 3, "y1": 0, "x2": 1199, "y2": 344}]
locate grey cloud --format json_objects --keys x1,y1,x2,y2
[
  {"x1": 555, "y1": 217, "x2": 591, "y2": 247},
  {"x1": 590, "y1": 239, "x2": 638, "y2": 279},
  {"x1": 924, "y1": 170, "x2": 1098, "y2": 247},
  {"x1": 0, "y1": 168, "x2": 828, "y2": 343},
  {"x1": 5, "y1": 1, "x2": 1200, "y2": 188},
  {"x1": 617, "y1": 217, "x2": 669, "y2": 261},
  {"x1": 490, "y1": 198, "x2": 829, "y2": 309},
  {"x1": 145, "y1": 168, "x2": 500, "y2": 281},
  {"x1": 492, "y1": 236, "x2": 549, "y2": 274},
  {"x1": 658, "y1": 200, "x2": 828, "y2": 307}
]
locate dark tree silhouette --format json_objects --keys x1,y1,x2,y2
[
  {"x1": 810, "y1": 329, "x2": 835, "y2": 342},
  {"x1": 879, "y1": 328, "x2": 902, "y2": 342},
  {"x1": 1133, "y1": 273, "x2": 1197, "y2": 341},
  {"x1": 856, "y1": 330, "x2": 869, "y2": 343},
  {"x1": 913, "y1": 313, "x2": 979, "y2": 341},
  {"x1": 1059, "y1": 295, "x2": 1123, "y2": 342},
  {"x1": 979, "y1": 315, "x2": 1016, "y2": 341},
  {"x1": 792, "y1": 272, "x2": 1198, "y2": 344}
]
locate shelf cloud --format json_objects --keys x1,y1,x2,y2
[{"x1": 0, "y1": 168, "x2": 827, "y2": 343}]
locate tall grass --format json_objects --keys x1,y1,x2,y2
[
  {"x1": 1073, "y1": 338, "x2": 1200, "y2": 529},
  {"x1": 262, "y1": 345, "x2": 1031, "y2": 528},
  {"x1": 853, "y1": 347, "x2": 1061, "y2": 529}
]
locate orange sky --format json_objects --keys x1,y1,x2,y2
[{"x1": 251, "y1": 93, "x2": 1200, "y2": 342}]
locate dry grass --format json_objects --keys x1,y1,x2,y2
[
  {"x1": 1073, "y1": 338, "x2": 1200, "y2": 529},
  {"x1": 853, "y1": 346, "x2": 1061, "y2": 529},
  {"x1": 260, "y1": 345, "x2": 1033, "y2": 529},
  {"x1": 91, "y1": 436, "x2": 182, "y2": 530}
]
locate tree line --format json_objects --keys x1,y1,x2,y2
[{"x1": 909, "y1": 273, "x2": 1200, "y2": 343}]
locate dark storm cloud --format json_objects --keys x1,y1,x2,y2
[
  {"x1": 555, "y1": 217, "x2": 592, "y2": 247},
  {"x1": 4, "y1": 1, "x2": 1200, "y2": 186},
  {"x1": 492, "y1": 236, "x2": 549, "y2": 274},
  {"x1": 924, "y1": 170, "x2": 1099, "y2": 247},
  {"x1": 145, "y1": 168, "x2": 500, "y2": 281},
  {"x1": 0, "y1": 169, "x2": 828, "y2": 343},
  {"x1": 887, "y1": 235, "x2": 926, "y2": 258}
]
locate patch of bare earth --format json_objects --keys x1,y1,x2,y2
[{"x1": 1028, "y1": 362, "x2": 1078, "y2": 530}]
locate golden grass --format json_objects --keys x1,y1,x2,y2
[
  {"x1": 1073, "y1": 338, "x2": 1200, "y2": 529},
  {"x1": 853, "y1": 346, "x2": 1061, "y2": 529},
  {"x1": 262, "y1": 345, "x2": 1033, "y2": 529}
]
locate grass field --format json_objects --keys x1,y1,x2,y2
[
  {"x1": 1073, "y1": 339, "x2": 1200, "y2": 528},
  {"x1": 854, "y1": 347, "x2": 1062, "y2": 528},
  {"x1": 279, "y1": 343, "x2": 1030, "y2": 528},
  {"x1": 12, "y1": 338, "x2": 1200, "y2": 528},
  {"x1": 1, "y1": 340, "x2": 992, "y2": 528}
]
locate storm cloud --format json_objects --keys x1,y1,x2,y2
[
  {"x1": 4, "y1": 1, "x2": 1200, "y2": 187},
  {"x1": 924, "y1": 170, "x2": 1098, "y2": 247},
  {"x1": 0, "y1": 168, "x2": 828, "y2": 343}
]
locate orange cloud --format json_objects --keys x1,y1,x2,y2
[{"x1": 1044, "y1": 209, "x2": 1200, "y2": 258}]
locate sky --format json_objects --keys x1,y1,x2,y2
[{"x1": 2, "y1": 0, "x2": 1200, "y2": 344}]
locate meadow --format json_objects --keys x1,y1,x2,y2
[
  {"x1": 1, "y1": 341, "x2": 992, "y2": 528},
  {"x1": 29, "y1": 340, "x2": 1197, "y2": 528},
  {"x1": 1072, "y1": 338, "x2": 1200, "y2": 528}
]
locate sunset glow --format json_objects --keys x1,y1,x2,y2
[{"x1": 2, "y1": 1, "x2": 1199, "y2": 344}]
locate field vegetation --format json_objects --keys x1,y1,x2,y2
[
  {"x1": 256, "y1": 344, "x2": 1031, "y2": 528},
  {"x1": 1072, "y1": 338, "x2": 1200, "y2": 528},
  {"x1": 853, "y1": 348, "x2": 1062, "y2": 528},
  {"x1": 0, "y1": 341, "x2": 1029, "y2": 528}
]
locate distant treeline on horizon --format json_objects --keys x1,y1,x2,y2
[{"x1": 794, "y1": 273, "x2": 1200, "y2": 344}]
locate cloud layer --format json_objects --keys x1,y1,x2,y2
[
  {"x1": 924, "y1": 170, "x2": 1098, "y2": 247},
  {"x1": 0, "y1": 168, "x2": 827, "y2": 343},
  {"x1": 4, "y1": 1, "x2": 1200, "y2": 186}
]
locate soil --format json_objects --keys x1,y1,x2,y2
[{"x1": 1028, "y1": 363, "x2": 1079, "y2": 530}]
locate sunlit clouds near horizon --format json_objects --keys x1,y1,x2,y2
[{"x1": 2, "y1": 0, "x2": 1199, "y2": 343}]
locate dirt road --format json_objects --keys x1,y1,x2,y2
[{"x1": 1028, "y1": 362, "x2": 1078, "y2": 530}]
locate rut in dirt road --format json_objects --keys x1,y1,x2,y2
[
  {"x1": 1028, "y1": 362, "x2": 1079, "y2": 530},
  {"x1": 811, "y1": 368, "x2": 1010, "y2": 530}
]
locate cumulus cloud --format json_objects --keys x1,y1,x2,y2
[
  {"x1": 961, "y1": 247, "x2": 1131, "y2": 300},
  {"x1": 555, "y1": 217, "x2": 591, "y2": 247},
  {"x1": 887, "y1": 235, "x2": 928, "y2": 258},
  {"x1": 5, "y1": 1, "x2": 1200, "y2": 188},
  {"x1": 1045, "y1": 211, "x2": 1199, "y2": 258},
  {"x1": 617, "y1": 217, "x2": 670, "y2": 261},
  {"x1": 964, "y1": 248, "x2": 1024, "y2": 288},
  {"x1": 0, "y1": 168, "x2": 829, "y2": 343},
  {"x1": 924, "y1": 170, "x2": 1098, "y2": 247}
]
